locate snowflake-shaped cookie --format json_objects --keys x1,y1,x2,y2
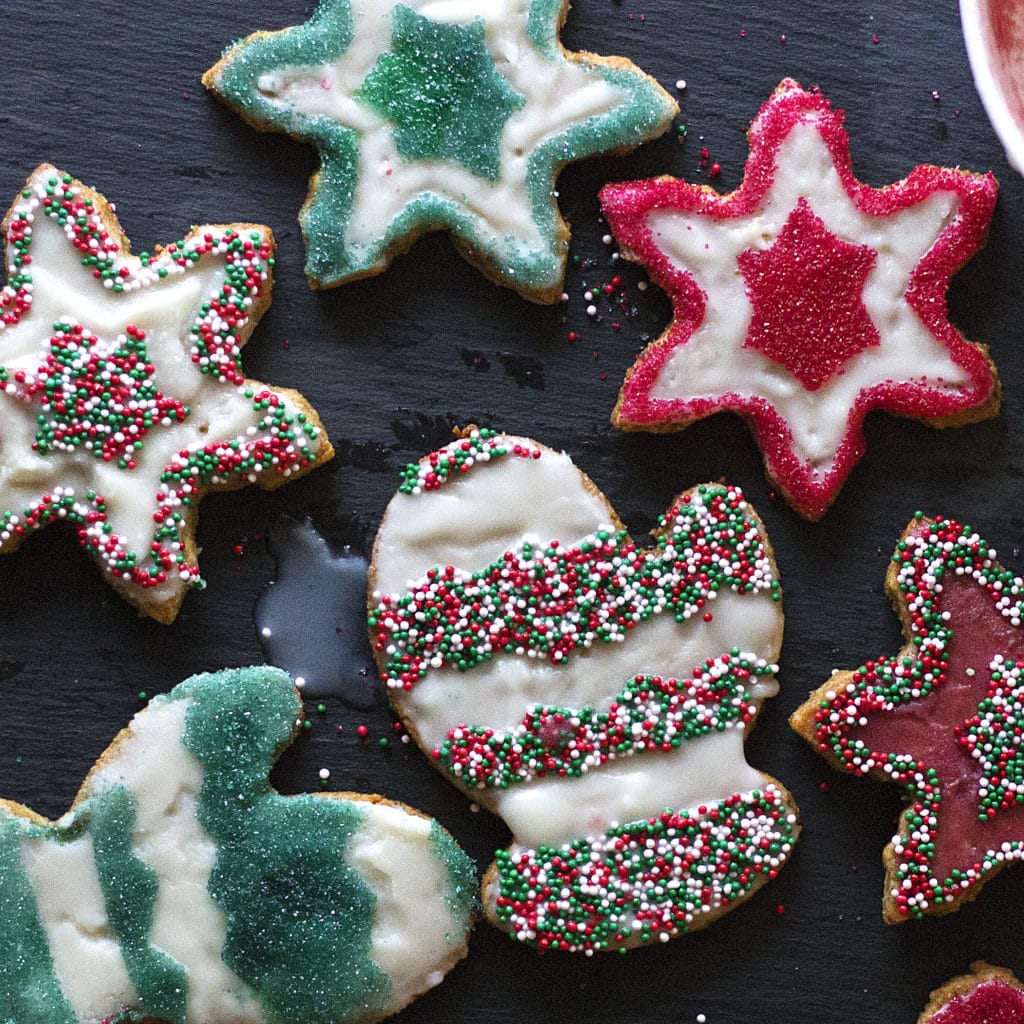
[
  {"x1": 600, "y1": 79, "x2": 1000, "y2": 519},
  {"x1": 203, "y1": 0, "x2": 678, "y2": 302},
  {"x1": 0, "y1": 166, "x2": 332, "y2": 622}
]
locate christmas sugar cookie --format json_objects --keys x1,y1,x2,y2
[
  {"x1": 919, "y1": 963, "x2": 1024, "y2": 1024},
  {"x1": 202, "y1": 0, "x2": 678, "y2": 302},
  {"x1": 600, "y1": 79, "x2": 1000, "y2": 519},
  {"x1": 791, "y1": 514, "x2": 1024, "y2": 922},
  {"x1": 0, "y1": 666, "x2": 476, "y2": 1024},
  {"x1": 368, "y1": 428, "x2": 799, "y2": 952},
  {"x1": 0, "y1": 166, "x2": 332, "y2": 623}
]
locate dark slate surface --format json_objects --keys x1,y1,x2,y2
[{"x1": 2, "y1": 1, "x2": 1022, "y2": 1021}]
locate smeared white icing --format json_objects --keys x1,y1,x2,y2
[
  {"x1": 347, "y1": 801, "x2": 463, "y2": 1014},
  {"x1": 254, "y1": 0, "x2": 627, "y2": 259},
  {"x1": 401, "y1": 587, "x2": 780, "y2": 751},
  {"x1": 0, "y1": 187, "x2": 278, "y2": 557},
  {"x1": 89, "y1": 699, "x2": 267, "y2": 1023},
  {"x1": 21, "y1": 834, "x2": 135, "y2": 1023},
  {"x1": 645, "y1": 122, "x2": 965, "y2": 470},
  {"x1": 0, "y1": 169, "x2": 325, "y2": 614},
  {"x1": 373, "y1": 445, "x2": 613, "y2": 596},
  {"x1": 497, "y1": 728, "x2": 765, "y2": 847}
]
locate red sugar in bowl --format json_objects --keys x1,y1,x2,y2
[{"x1": 962, "y1": 0, "x2": 1024, "y2": 171}]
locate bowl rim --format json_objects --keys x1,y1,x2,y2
[{"x1": 960, "y1": 0, "x2": 1024, "y2": 172}]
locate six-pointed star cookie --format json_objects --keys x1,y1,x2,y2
[
  {"x1": 791, "y1": 514, "x2": 1024, "y2": 922},
  {"x1": 0, "y1": 166, "x2": 332, "y2": 623},
  {"x1": 600, "y1": 79, "x2": 1000, "y2": 519},
  {"x1": 202, "y1": 0, "x2": 678, "y2": 302}
]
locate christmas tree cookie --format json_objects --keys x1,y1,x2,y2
[
  {"x1": 792, "y1": 514, "x2": 1024, "y2": 921},
  {"x1": 919, "y1": 963, "x2": 1024, "y2": 1023},
  {"x1": 600, "y1": 79, "x2": 1000, "y2": 519},
  {"x1": 369, "y1": 428, "x2": 799, "y2": 952},
  {"x1": 0, "y1": 666, "x2": 476, "y2": 1024},
  {"x1": 203, "y1": 0, "x2": 678, "y2": 302},
  {"x1": 0, "y1": 166, "x2": 332, "y2": 622}
]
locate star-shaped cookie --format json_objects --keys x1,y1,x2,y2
[
  {"x1": 0, "y1": 166, "x2": 332, "y2": 623},
  {"x1": 791, "y1": 514, "x2": 1024, "y2": 921},
  {"x1": 600, "y1": 79, "x2": 1000, "y2": 519},
  {"x1": 203, "y1": 0, "x2": 678, "y2": 302}
]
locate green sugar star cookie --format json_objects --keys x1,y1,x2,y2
[{"x1": 203, "y1": 0, "x2": 678, "y2": 302}]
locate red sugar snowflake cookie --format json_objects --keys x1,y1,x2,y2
[{"x1": 600, "y1": 79, "x2": 1000, "y2": 520}]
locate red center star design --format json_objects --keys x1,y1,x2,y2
[
  {"x1": 738, "y1": 197, "x2": 880, "y2": 390},
  {"x1": 791, "y1": 516, "x2": 1024, "y2": 922},
  {"x1": 600, "y1": 79, "x2": 1000, "y2": 520}
]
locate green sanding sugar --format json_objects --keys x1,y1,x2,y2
[
  {"x1": 181, "y1": 668, "x2": 389, "y2": 1023},
  {"x1": 205, "y1": 0, "x2": 677, "y2": 295},
  {"x1": 429, "y1": 820, "x2": 480, "y2": 928},
  {"x1": 358, "y1": 5, "x2": 524, "y2": 179},
  {"x1": 0, "y1": 825, "x2": 75, "y2": 1023},
  {"x1": 91, "y1": 787, "x2": 188, "y2": 1022}
]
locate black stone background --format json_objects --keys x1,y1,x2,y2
[{"x1": 1, "y1": 1, "x2": 1022, "y2": 1021}]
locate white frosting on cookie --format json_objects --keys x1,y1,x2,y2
[
  {"x1": 10, "y1": 680, "x2": 471, "y2": 1022},
  {"x1": 88, "y1": 699, "x2": 267, "y2": 1023},
  {"x1": 374, "y1": 434, "x2": 784, "y2": 844},
  {"x1": 400, "y1": 588, "x2": 780, "y2": 752},
  {"x1": 20, "y1": 834, "x2": 136, "y2": 1023},
  {"x1": 645, "y1": 122, "x2": 966, "y2": 470},
  {"x1": 497, "y1": 729, "x2": 765, "y2": 847},
  {"x1": 0, "y1": 199, "x2": 291, "y2": 560},
  {"x1": 254, "y1": 0, "x2": 624, "y2": 257},
  {"x1": 373, "y1": 444, "x2": 613, "y2": 596},
  {"x1": 347, "y1": 802, "x2": 464, "y2": 1014}
]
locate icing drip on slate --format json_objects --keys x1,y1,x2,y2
[{"x1": 256, "y1": 521, "x2": 376, "y2": 704}]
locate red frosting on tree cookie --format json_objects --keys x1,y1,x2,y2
[
  {"x1": 792, "y1": 516, "x2": 1024, "y2": 921},
  {"x1": 600, "y1": 79, "x2": 999, "y2": 520}
]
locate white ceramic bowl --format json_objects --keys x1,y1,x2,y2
[{"x1": 961, "y1": 0, "x2": 1024, "y2": 171}]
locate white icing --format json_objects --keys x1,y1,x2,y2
[
  {"x1": 20, "y1": 833, "x2": 136, "y2": 1023},
  {"x1": 496, "y1": 728, "x2": 765, "y2": 847},
  {"x1": 373, "y1": 444, "x2": 613, "y2": 596},
  {"x1": 400, "y1": 587, "x2": 781, "y2": 751},
  {"x1": 88, "y1": 698, "x2": 267, "y2": 1024},
  {"x1": 17, "y1": 687, "x2": 470, "y2": 1022},
  {"x1": 375, "y1": 434, "x2": 785, "y2": 847},
  {"x1": 0, "y1": 169, "x2": 323, "y2": 602},
  {"x1": 644, "y1": 122, "x2": 967, "y2": 471},
  {"x1": 346, "y1": 801, "x2": 464, "y2": 1014},
  {"x1": 254, "y1": 0, "x2": 629, "y2": 262}
]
